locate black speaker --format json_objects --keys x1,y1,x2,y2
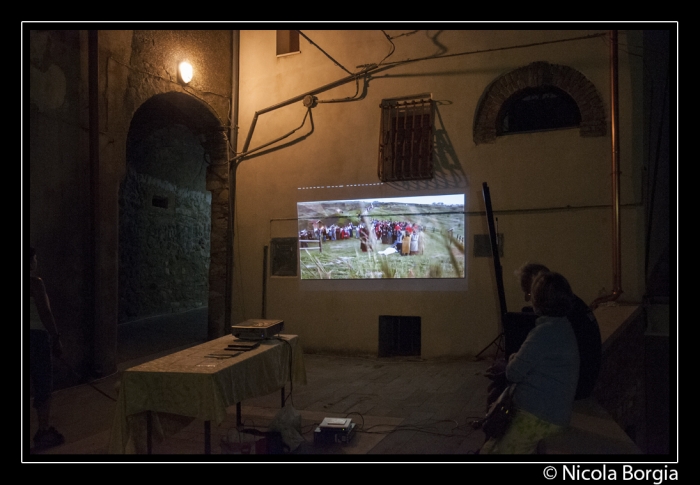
[{"x1": 502, "y1": 312, "x2": 538, "y2": 359}]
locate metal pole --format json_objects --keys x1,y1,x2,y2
[
  {"x1": 610, "y1": 30, "x2": 622, "y2": 296},
  {"x1": 225, "y1": 30, "x2": 240, "y2": 333},
  {"x1": 592, "y1": 30, "x2": 623, "y2": 309},
  {"x1": 262, "y1": 245, "x2": 268, "y2": 319},
  {"x1": 88, "y1": 30, "x2": 100, "y2": 375}
]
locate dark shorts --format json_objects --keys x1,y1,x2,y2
[{"x1": 30, "y1": 329, "x2": 53, "y2": 408}]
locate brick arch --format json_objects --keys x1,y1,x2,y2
[{"x1": 473, "y1": 61, "x2": 606, "y2": 144}]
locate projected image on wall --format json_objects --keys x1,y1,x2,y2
[{"x1": 297, "y1": 194, "x2": 465, "y2": 279}]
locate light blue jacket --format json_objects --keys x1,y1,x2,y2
[{"x1": 506, "y1": 315, "x2": 580, "y2": 426}]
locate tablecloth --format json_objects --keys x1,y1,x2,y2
[{"x1": 109, "y1": 334, "x2": 306, "y2": 454}]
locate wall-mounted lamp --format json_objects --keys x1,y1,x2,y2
[{"x1": 178, "y1": 61, "x2": 193, "y2": 84}]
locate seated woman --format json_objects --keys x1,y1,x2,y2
[{"x1": 480, "y1": 271, "x2": 580, "y2": 454}]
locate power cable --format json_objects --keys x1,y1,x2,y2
[
  {"x1": 272, "y1": 336, "x2": 295, "y2": 407},
  {"x1": 378, "y1": 32, "x2": 608, "y2": 68},
  {"x1": 55, "y1": 356, "x2": 117, "y2": 402},
  {"x1": 377, "y1": 30, "x2": 396, "y2": 66}
]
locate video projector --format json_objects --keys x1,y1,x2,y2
[
  {"x1": 231, "y1": 319, "x2": 284, "y2": 340},
  {"x1": 313, "y1": 417, "x2": 356, "y2": 445}
]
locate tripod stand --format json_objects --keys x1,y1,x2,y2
[{"x1": 475, "y1": 331, "x2": 505, "y2": 360}]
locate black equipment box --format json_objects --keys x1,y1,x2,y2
[
  {"x1": 502, "y1": 312, "x2": 537, "y2": 358},
  {"x1": 314, "y1": 417, "x2": 356, "y2": 445}
]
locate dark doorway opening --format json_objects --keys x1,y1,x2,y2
[{"x1": 118, "y1": 92, "x2": 220, "y2": 362}]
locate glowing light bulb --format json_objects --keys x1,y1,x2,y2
[{"x1": 178, "y1": 61, "x2": 193, "y2": 84}]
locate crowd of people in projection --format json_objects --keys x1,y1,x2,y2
[{"x1": 299, "y1": 219, "x2": 427, "y2": 256}]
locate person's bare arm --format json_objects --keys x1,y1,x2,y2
[
  {"x1": 31, "y1": 277, "x2": 58, "y2": 335},
  {"x1": 30, "y1": 277, "x2": 62, "y2": 356}
]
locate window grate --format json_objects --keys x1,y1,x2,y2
[
  {"x1": 378, "y1": 97, "x2": 434, "y2": 182},
  {"x1": 378, "y1": 315, "x2": 421, "y2": 357}
]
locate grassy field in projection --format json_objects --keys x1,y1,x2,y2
[{"x1": 298, "y1": 200, "x2": 465, "y2": 279}]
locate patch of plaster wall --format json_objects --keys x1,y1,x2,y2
[{"x1": 30, "y1": 64, "x2": 66, "y2": 111}]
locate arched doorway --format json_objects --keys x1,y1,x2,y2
[{"x1": 118, "y1": 91, "x2": 228, "y2": 360}]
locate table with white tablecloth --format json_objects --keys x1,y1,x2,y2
[{"x1": 109, "y1": 334, "x2": 306, "y2": 454}]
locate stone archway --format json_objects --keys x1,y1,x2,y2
[
  {"x1": 121, "y1": 91, "x2": 229, "y2": 341},
  {"x1": 473, "y1": 61, "x2": 607, "y2": 144}
]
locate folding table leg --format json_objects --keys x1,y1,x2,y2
[
  {"x1": 147, "y1": 411, "x2": 152, "y2": 454},
  {"x1": 204, "y1": 421, "x2": 211, "y2": 454},
  {"x1": 234, "y1": 385, "x2": 285, "y2": 430}
]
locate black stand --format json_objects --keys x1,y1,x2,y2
[
  {"x1": 475, "y1": 182, "x2": 508, "y2": 360},
  {"x1": 475, "y1": 332, "x2": 504, "y2": 359}
]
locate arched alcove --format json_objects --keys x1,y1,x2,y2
[
  {"x1": 473, "y1": 61, "x2": 606, "y2": 144},
  {"x1": 120, "y1": 91, "x2": 229, "y2": 339}
]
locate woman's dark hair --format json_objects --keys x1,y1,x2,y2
[
  {"x1": 29, "y1": 246, "x2": 36, "y2": 263},
  {"x1": 531, "y1": 271, "x2": 573, "y2": 317}
]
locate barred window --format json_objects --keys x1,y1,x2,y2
[{"x1": 378, "y1": 96, "x2": 434, "y2": 182}]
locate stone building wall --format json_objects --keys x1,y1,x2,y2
[{"x1": 118, "y1": 167, "x2": 211, "y2": 322}]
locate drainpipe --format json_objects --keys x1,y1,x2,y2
[
  {"x1": 591, "y1": 30, "x2": 623, "y2": 310},
  {"x1": 88, "y1": 30, "x2": 100, "y2": 375},
  {"x1": 225, "y1": 30, "x2": 240, "y2": 333}
]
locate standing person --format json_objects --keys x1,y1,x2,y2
[
  {"x1": 359, "y1": 224, "x2": 370, "y2": 252},
  {"x1": 391, "y1": 228, "x2": 404, "y2": 251},
  {"x1": 480, "y1": 271, "x2": 580, "y2": 454},
  {"x1": 516, "y1": 262, "x2": 602, "y2": 400},
  {"x1": 409, "y1": 229, "x2": 420, "y2": 255},
  {"x1": 401, "y1": 229, "x2": 411, "y2": 256},
  {"x1": 28, "y1": 246, "x2": 65, "y2": 450}
]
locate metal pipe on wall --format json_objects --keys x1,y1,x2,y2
[
  {"x1": 88, "y1": 30, "x2": 100, "y2": 374},
  {"x1": 234, "y1": 64, "x2": 382, "y2": 164},
  {"x1": 611, "y1": 29, "x2": 623, "y2": 297},
  {"x1": 592, "y1": 30, "x2": 623, "y2": 309},
  {"x1": 225, "y1": 30, "x2": 240, "y2": 333},
  {"x1": 262, "y1": 245, "x2": 268, "y2": 319}
]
